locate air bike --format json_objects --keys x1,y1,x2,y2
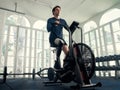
[{"x1": 43, "y1": 21, "x2": 102, "y2": 89}]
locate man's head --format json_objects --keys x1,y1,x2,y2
[{"x1": 52, "y1": 6, "x2": 61, "y2": 16}]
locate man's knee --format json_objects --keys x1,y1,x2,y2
[{"x1": 63, "y1": 45, "x2": 69, "y2": 55}]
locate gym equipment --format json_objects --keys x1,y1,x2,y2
[
  {"x1": 0, "y1": 66, "x2": 37, "y2": 84},
  {"x1": 44, "y1": 21, "x2": 102, "y2": 89},
  {"x1": 0, "y1": 66, "x2": 49, "y2": 90}
]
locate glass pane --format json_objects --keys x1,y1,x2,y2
[
  {"x1": 27, "y1": 38, "x2": 31, "y2": 47},
  {"x1": 9, "y1": 35, "x2": 15, "y2": 44},
  {"x1": 7, "y1": 67, "x2": 14, "y2": 78},
  {"x1": 100, "y1": 28, "x2": 103, "y2": 37},
  {"x1": 18, "y1": 28, "x2": 25, "y2": 42},
  {"x1": 44, "y1": 40, "x2": 49, "y2": 49},
  {"x1": 7, "y1": 56, "x2": 14, "y2": 66},
  {"x1": 31, "y1": 39, "x2": 35, "y2": 48},
  {"x1": 84, "y1": 34, "x2": 89, "y2": 42},
  {"x1": 44, "y1": 32, "x2": 49, "y2": 40},
  {"x1": 104, "y1": 25, "x2": 112, "y2": 45},
  {"x1": 31, "y1": 49, "x2": 35, "y2": 57},
  {"x1": 116, "y1": 43, "x2": 120, "y2": 54},
  {"x1": 101, "y1": 37, "x2": 105, "y2": 46},
  {"x1": 107, "y1": 45, "x2": 114, "y2": 55},
  {"x1": 97, "y1": 48, "x2": 101, "y2": 57},
  {"x1": 26, "y1": 48, "x2": 30, "y2": 57},
  {"x1": 112, "y1": 21, "x2": 120, "y2": 32},
  {"x1": 97, "y1": 38, "x2": 100, "y2": 47},
  {"x1": 3, "y1": 26, "x2": 8, "y2": 35},
  {"x1": 10, "y1": 26, "x2": 17, "y2": 36},
  {"x1": 16, "y1": 56, "x2": 24, "y2": 73},
  {"x1": 32, "y1": 30, "x2": 35, "y2": 39},
  {"x1": 18, "y1": 47, "x2": 25, "y2": 57},
  {"x1": 27, "y1": 30, "x2": 31, "y2": 38},
  {"x1": 114, "y1": 31, "x2": 120, "y2": 43},
  {"x1": 91, "y1": 40, "x2": 96, "y2": 49},
  {"x1": 90, "y1": 31, "x2": 95, "y2": 40},
  {"x1": 37, "y1": 31, "x2": 42, "y2": 40},
  {"x1": 95, "y1": 29, "x2": 99, "y2": 38},
  {"x1": 33, "y1": 20, "x2": 47, "y2": 30},
  {"x1": 36, "y1": 39, "x2": 42, "y2": 49},
  {"x1": 102, "y1": 46, "x2": 106, "y2": 56},
  {"x1": 64, "y1": 35, "x2": 69, "y2": 44},
  {"x1": 26, "y1": 57, "x2": 29, "y2": 67},
  {"x1": 93, "y1": 49, "x2": 97, "y2": 57},
  {"x1": 31, "y1": 58, "x2": 34, "y2": 68}
]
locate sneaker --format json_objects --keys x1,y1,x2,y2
[{"x1": 54, "y1": 60, "x2": 61, "y2": 69}]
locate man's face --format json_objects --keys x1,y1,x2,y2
[{"x1": 53, "y1": 7, "x2": 61, "y2": 16}]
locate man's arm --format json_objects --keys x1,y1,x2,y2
[
  {"x1": 63, "y1": 20, "x2": 69, "y2": 31},
  {"x1": 47, "y1": 19, "x2": 53, "y2": 32}
]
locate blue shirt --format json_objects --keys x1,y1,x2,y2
[{"x1": 47, "y1": 17, "x2": 68, "y2": 47}]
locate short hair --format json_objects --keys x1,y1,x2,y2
[{"x1": 52, "y1": 6, "x2": 61, "y2": 14}]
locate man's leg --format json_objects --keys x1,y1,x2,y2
[
  {"x1": 54, "y1": 38, "x2": 63, "y2": 69},
  {"x1": 62, "y1": 45, "x2": 69, "y2": 55},
  {"x1": 54, "y1": 38, "x2": 69, "y2": 61}
]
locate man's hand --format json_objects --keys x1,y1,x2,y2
[{"x1": 55, "y1": 20, "x2": 60, "y2": 25}]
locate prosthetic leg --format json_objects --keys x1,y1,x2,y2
[
  {"x1": 54, "y1": 46, "x2": 62, "y2": 69},
  {"x1": 54, "y1": 38, "x2": 67, "y2": 69}
]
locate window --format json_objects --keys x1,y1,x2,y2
[
  {"x1": 6, "y1": 15, "x2": 30, "y2": 27},
  {"x1": 100, "y1": 8, "x2": 120, "y2": 25},
  {"x1": 83, "y1": 21, "x2": 97, "y2": 33},
  {"x1": 33, "y1": 20, "x2": 47, "y2": 30},
  {"x1": 100, "y1": 8, "x2": 120, "y2": 55},
  {"x1": 0, "y1": 15, "x2": 30, "y2": 76},
  {"x1": 83, "y1": 21, "x2": 97, "y2": 56}
]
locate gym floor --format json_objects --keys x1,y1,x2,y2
[{"x1": 0, "y1": 77, "x2": 120, "y2": 90}]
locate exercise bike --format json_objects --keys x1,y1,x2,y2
[{"x1": 44, "y1": 21, "x2": 102, "y2": 89}]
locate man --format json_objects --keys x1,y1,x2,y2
[{"x1": 47, "y1": 6, "x2": 69, "y2": 68}]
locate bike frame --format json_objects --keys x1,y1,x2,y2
[{"x1": 64, "y1": 21, "x2": 85, "y2": 84}]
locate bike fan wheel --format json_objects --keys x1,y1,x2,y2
[{"x1": 75, "y1": 43, "x2": 95, "y2": 79}]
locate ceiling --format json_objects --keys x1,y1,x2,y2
[{"x1": 0, "y1": 0, "x2": 120, "y2": 24}]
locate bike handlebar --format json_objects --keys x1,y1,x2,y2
[{"x1": 60, "y1": 21, "x2": 80, "y2": 34}]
